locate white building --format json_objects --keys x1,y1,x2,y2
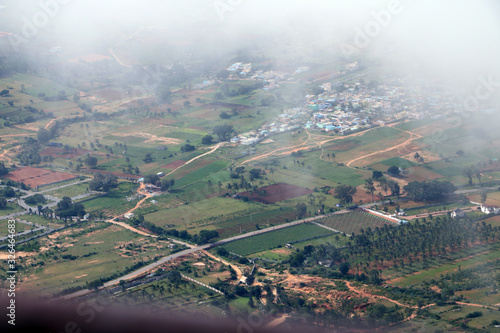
[{"x1": 481, "y1": 205, "x2": 500, "y2": 215}]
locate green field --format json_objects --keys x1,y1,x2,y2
[
  {"x1": 219, "y1": 223, "x2": 332, "y2": 256},
  {"x1": 388, "y1": 244, "x2": 500, "y2": 287},
  {"x1": 173, "y1": 160, "x2": 231, "y2": 188},
  {"x1": 81, "y1": 182, "x2": 139, "y2": 215},
  {"x1": 292, "y1": 233, "x2": 349, "y2": 249},
  {"x1": 316, "y1": 210, "x2": 397, "y2": 235},
  {"x1": 44, "y1": 182, "x2": 92, "y2": 198},
  {"x1": 17, "y1": 222, "x2": 173, "y2": 295}
]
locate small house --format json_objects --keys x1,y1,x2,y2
[
  {"x1": 450, "y1": 208, "x2": 465, "y2": 218},
  {"x1": 124, "y1": 212, "x2": 134, "y2": 219}
]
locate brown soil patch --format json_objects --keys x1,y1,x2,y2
[
  {"x1": 237, "y1": 183, "x2": 313, "y2": 204},
  {"x1": 329, "y1": 185, "x2": 382, "y2": 204},
  {"x1": 74, "y1": 274, "x2": 88, "y2": 279},
  {"x1": 325, "y1": 139, "x2": 361, "y2": 151},
  {"x1": 162, "y1": 160, "x2": 186, "y2": 169},
  {"x1": 5, "y1": 167, "x2": 78, "y2": 188},
  {"x1": 40, "y1": 147, "x2": 90, "y2": 159},
  {"x1": 0, "y1": 251, "x2": 36, "y2": 259},
  {"x1": 271, "y1": 248, "x2": 292, "y2": 255},
  {"x1": 92, "y1": 88, "x2": 124, "y2": 101},
  {"x1": 111, "y1": 132, "x2": 182, "y2": 145},
  {"x1": 403, "y1": 166, "x2": 443, "y2": 182},
  {"x1": 401, "y1": 149, "x2": 441, "y2": 163}
]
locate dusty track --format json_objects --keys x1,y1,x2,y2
[
  {"x1": 164, "y1": 142, "x2": 223, "y2": 176},
  {"x1": 346, "y1": 125, "x2": 422, "y2": 169}
]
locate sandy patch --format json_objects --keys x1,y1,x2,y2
[
  {"x1": 111, "y1": 132, "x2": 182, "y2": 145},
  {"x1": 261, "y1": 139, "x2": 275, "y2": 144},
  {"x1": 86, "y1": 260, "x2": 99, "y2": 264},
  {"x1": 271, "y1": 248, "x2": 292, "y2": 255},
  {"x1": 0, "y1": 251, "x2": 36, "y2": 259},
  {"x1": 74, "y1": 274, "x2": 88, "y2": 279},
  {"x1": 401, "y1": 150, "x2": 441, "y2": 163},
  {"x1": 193, "y1": 262, "x2": 206, "y2": 266}
]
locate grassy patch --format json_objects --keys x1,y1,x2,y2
[{"x1": 220, "y1": 223, "x2": 332, "y2": 256}]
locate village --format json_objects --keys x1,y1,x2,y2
[{"x1": 224, "y1": 61, "x2": 462, "y2": 146}]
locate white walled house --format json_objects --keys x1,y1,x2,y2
[{"x1": 481, "y1": 205, "x2": 500, "y2": 215}]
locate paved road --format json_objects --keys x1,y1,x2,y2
[
  {"x1": 60, "y1": 208, "x2": 362, "y2": 300},
  {"x1": 61, "y1": 245, "x2": 211, "y2": 300}
]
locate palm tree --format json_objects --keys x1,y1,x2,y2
[{"x1": 364, "y1": 178, "x2": 376, "y2": 202}]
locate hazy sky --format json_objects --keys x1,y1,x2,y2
[{"x1": 1, "y1": 0, "x2": 499, "y2": 88}]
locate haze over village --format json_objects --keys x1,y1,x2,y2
[{"x1": 1, "y1": 1, "x2": 500, "y2": 332}]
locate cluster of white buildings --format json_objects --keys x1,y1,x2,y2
[{"x1": 227, "y1": 62, "x2": 252, "y2": 76}]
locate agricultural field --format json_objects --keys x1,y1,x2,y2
[
  {"x1": 292, "y1": 233, "x2": 349, "y2": 249},
  {"x1": 218, "y1": 223, "x2": 333, "y2": 256},
  {"x1": 5, "y1": 167, "x2": 78, "y2": 188},
  {"x1": 315, "y1": 210, "x2": 397, "y2": 235},
  {"x1": 44, "y1": 181, "x2": 93, "y2": 199},
  {"x1": 13, "y1": 221, "x2": 175, "y2": 296},
  {"x1": 237, "y1": 183, "x2": 312, "y2": 204},
  {"x1": 80, "y1": 181, "x2": 140, "y2": 216}
]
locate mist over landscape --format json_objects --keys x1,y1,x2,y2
[{"x1": 1, "y1": 1, "x2": 500, "y2": 332}]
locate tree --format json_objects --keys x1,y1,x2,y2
[
  {"x1": 403, "y1": 180, "x2": 456, "y2": 202},
  {"x1": 0, "y1": 89, "x2": 9, "y2": 96},
  {"x1": 84, "y1": 156, "x2": 98, "y2": 168},
  {"x1": 480, "y1": 191, "x2": 487, "y2": 203},
  {"x1": 295, "y1": 203, "x2": 307, "y2": 219},
  {"x1": 212, "y1": 124, "x2": 235, "y2": 141},
  {"x1": 89, "y1": 173, "x2": 118, "y2": 191},
  {"x1": 339, "y1": 262, "x2": 350, "y2": 276},
  {"x1": 37, "y1": 128, "x2": 51, "y2": 144},
  {"x1": 157, "y1": 84, "x2": 172, "y2": 103},
  {"x1": 180, "y1": 144, "x2": 195, "y2": 152},
  {"x1": 160, "y1": 179, "x2": 175, "y2": 191},
  {"x1": 0, "y1": 161, "x2": 8, "y2": 176},
  {"x1": 167, "y1": 270, "x2": 182, "y2": 285},
  {"x1": 201, "y1": 135, "x2": 213, "y2": 145},
  {"x1": 456, "y1": 150, "x2": 464, "y2": 157},
  {"x1": 219, "y1": 111, "x2": 230, "y2": 119},
  {"x1": 334, "y1": 185, "x2": 357, "y2": 206},
  {"x1": 183, "y1": 100, "x2": 191, "y2": 109},
  {"x1": 387, "y1": 166, "x2": 400, "y2": 176},
  {"x1": 462, "y1": 167, "x2": 473, "y2": 186},
  {"x1": 364, "y1": 178, "x2": 376, "y2": 202},
  {"x1": 143, "y1": 153, "x2": 153, "y2": 163},
  {"x1": 372, "y1": 170, "x2": 383, "y2": 179}
]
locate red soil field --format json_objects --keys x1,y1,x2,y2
[
  {"x1": 5, "y1": 167, "x2": 78, "y2": 188},
  {"x1": 237, "y1": 183, "x2": 312, "y2": 204},
  {"x1": 40, "y1": 147, "x2": 89, "y2": 159},
  {"x1": 162, "y1": 160, "x2": 186, "y2": 169}
]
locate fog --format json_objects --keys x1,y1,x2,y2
[{"x1": 1, "y1": 0, "x2": 498, "y2": 87}]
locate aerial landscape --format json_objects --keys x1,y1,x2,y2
[{"x1": 1, "y1": 0, "x2": 500, "y2": 332}]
